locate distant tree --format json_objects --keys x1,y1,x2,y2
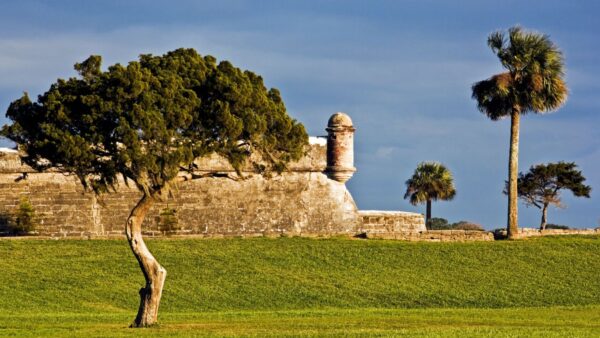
[
  {"x1": 471, "y1": 26, "x2": 567, "y2": 239},
  {"x1": 545, "y1": 224, "x2": 570, "y2": 230},
  {"x1": 0, "y1": 48, "x2": 308, "y2": 327},
  {"x1": 428, "y1": 217, "x2": 451, "y2": 230},
  {"x1": 404, "y1": 162, "x2": 456, "y2": 227},
  {"x1": 512, "y1": 162, "x2": 590, "y2": 230},
  {"x1": 450, "y1": 221, "x2": 485, "y2": 231}
]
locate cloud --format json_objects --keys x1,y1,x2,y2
[{"x1": 374, "y1": 147, "x2": 397, "y2": 159}]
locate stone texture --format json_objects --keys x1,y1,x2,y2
[
  {"x1": 494, "y1": 227, "x2": 599, "y2": 239},
  {"x1": 0, "y1": 143, "x2": 362, "y2": 238},
  {"x1": 5, "y1": 144, "x2": 593, "y2": 243},
  {"x1": 325, "y1": 112, "x2": 356, "y2": 183},
  {"x1": 0, "y1": 113, "x2": 469, "y2": 241},
  {"x1": 357, "y1": 210, "x2": 426, "y2": 233},
  {"x1": 366, "y1": 230, "x2": 494, "y2": 242}
]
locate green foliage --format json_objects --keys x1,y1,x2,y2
[
  {"x1": 428, "y1": 218, "x2": 485, "y2": 231},
  {"x1": 545, "y1": 224, "x2": 570, "y2": 230},
  {"x1": 1, "y1": 48, "x2": 308, "y2": 197},
  {"x1": 514, "y1": 161, "x2": 591, "y2": 209},
  {"x1": 428, "y1": 217, "x2": 451, "y2": 230},
  {"x1": 158, "y1": 207, "x2": 179, "y2": 233},
  {"x1": 450, "y1": 221, "x2": 484, "y2": 231},
  {"x1": 404, "y1": 162, "x2": 456, "y2": 205},
  {"x1": 404, "y1": 162, "x2": 456, "y2": 226},
  {"x1": 472, "y1": 26, "x2": 568, "y2": 119},
  {"x1": 12, "y1": 197, "x2": 37, "y2": 234}
]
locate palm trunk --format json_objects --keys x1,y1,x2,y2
[
  {"x1": 426, "y1": 199, "x2": 432, "y2": 229},
  {"x1": 126, "y1": 193, "x2": 167, "y2": 327},
  {"x1": 540, "y1": 203, "x2": 548, "y2": 230},
  {"x1": 507, "y1": 108, "x2": 520, "y2": 239}
]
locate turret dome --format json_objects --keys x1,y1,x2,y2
[{"x1": 327, "y1": 112, "x2": 353, "y2": 128}]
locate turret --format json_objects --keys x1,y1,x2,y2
[{"x1": 325, "y1": 112, "x2": 356, "y2": 183}]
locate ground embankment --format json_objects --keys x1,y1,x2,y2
[{"x1": 1, "y1": 236, "x2": 598, "y2": 313}]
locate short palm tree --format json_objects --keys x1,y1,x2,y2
[
  {"x1": 404, "y1": 162, "x2": 456, "y2": 228},
  {"x1": 471, "y1": 26, "x2": 567, "y2": 239}
]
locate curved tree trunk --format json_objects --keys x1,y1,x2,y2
[
  {"x1": 426, "y1": 199, "x2": 432, "y2": 229},
  {"x1": 125, "y1": 193, "x2": 167, "y2": 327},
  {"x1": 540, "y1": 203, "x2": 549, "y2": 230},
  {"x1": 507, "y1": 109, "x2": 520, "y2": 239}
]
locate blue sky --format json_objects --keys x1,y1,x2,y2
[{"x1": 1, "y1": 1, "x2": 598, "y2": 229}]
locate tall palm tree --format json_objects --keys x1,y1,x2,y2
[
  {"x1": 404, "y1": 162, "x2": 456, "y2": 228},
  {"x1": 471, "y1": 26, "x2": 567, "y2": 239}
]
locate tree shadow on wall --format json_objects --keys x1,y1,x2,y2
[
  {"x1": 0, "y1": 210, "x2": 30, "y2": 236},
  {"x1": 0, "y1": 211, "x2": 14, "y2": 236}
]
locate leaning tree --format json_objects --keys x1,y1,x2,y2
[
  {"x1": 472, "y1": 26, "x2": 568, "y2": 239},
  {"x1": 512, "y1": 162, "x2": 591, "y2": 230},
  {"x1": 0, "y1": 48, "x2": 308, "y2": 327},
  {"x1": 404, "y1": 161, "x2": 456, "y2": 228}
]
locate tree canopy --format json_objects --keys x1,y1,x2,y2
[
  {"x1": 404, "y1": 161, "x2": 456, "y2": 226},
  {"x1": 2, "y1": 48, "x2": 308, "y2": 196},
  {"x1": 472, "y1": 26, "x2": 567, "y2": 120},
  {"x1": 513, "y1": 162, "x2": 591, "y2": 229},
  {"x1": 404, "y1": 162, "x2": 456, "y2": 205}
]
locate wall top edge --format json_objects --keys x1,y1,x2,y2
[{"x1": 358, "y1": 210, "x2": 424, "y2": 217}]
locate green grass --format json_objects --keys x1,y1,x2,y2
[
  {"x1": 1, "y1": 307, "x2": 599, "y2": 337},
  {"x1": 1, "y1": 236, "x2": 599, "y2": 336}
]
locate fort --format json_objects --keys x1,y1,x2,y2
[
  {"x1": 1, "y1": 112, "x2": 595, "y2": 241},
  {"x1": 0, "y1": 112, "x2": 432, "y2": 239}
]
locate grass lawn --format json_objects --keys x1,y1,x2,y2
[
  {"x1": 1, "y1": 307, "x2": 599, "y2": 337},
  {"x1": 0, "y1": 236, "x2": 599, "y2": 336}
]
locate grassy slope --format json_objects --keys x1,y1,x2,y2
[{"x1": 0, "y1": 236, "x2": 599, "y2": 336}]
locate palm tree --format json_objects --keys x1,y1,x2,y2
[
  {"x1": 471, "y1": 26, "x2": 567, "y2": 239},
  {"x1": 404, "y1": 162, "x2": 456, "y2": 228}
]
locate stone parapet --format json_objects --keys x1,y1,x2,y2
[
  {"x1": 495, "y1": 227, "x2": 599, "y2": 239},
  {"x1": 0, "y1": 138, "x2": 329, "y2": 175},
  {"x1": 357, "y1": 210, "x2": 426, "y2": 234},
  {"x1": 366, "y1": 230, "x2": 494, "y2": 242}
]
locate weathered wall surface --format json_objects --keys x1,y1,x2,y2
[
  {"x1": 357, "y1": 210, "x2": 426, "y2": 234},
  {"x1": 356, "y1": 211, "x2": 492, "y2": 241},
  {"x1": 366, "y1": 230, "x2": 495, "y2": 242},
  {"x1": 0, "y1": 141, "x2": 360, "y2": 238},
  {"x1": 495, "y1": 227, "x2": 599, "y2": 239},
  {"x1": 0, "y1": 110, "x2": 431, "y2": 240}
]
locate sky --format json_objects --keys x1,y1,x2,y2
[{"x1": 0, "y1": 1, "x2": 598, "y2": 229}]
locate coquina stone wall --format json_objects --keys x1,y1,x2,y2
[
  {"x1": 495, "y1": 227, "x2": 599, "y2": 239},
  {"x1": 3, "y1": 111, "x2": 595, "y2": 242},
  {"x1": 357, "y1": 210, "x2": 427, "y2": 234},
  {"x1": 356, "y1": 211, "x2": 494, "y2": 241},
  {"x1": 366, "y1": 230, "x2": 495, "y2": 242},
  {"x1": 0, "y1": 113, "x2": 431, "y2": 239},
  {"x1": 0, "y1": 139, "x2": 361, "y2": 238}
]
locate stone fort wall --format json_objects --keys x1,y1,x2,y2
[
  {"x1": 0, "y1": 113, "x2": 426, "y2": 239},
  {"x1": 0, "y1": 139, "x2": 360, "y2": 238}
]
